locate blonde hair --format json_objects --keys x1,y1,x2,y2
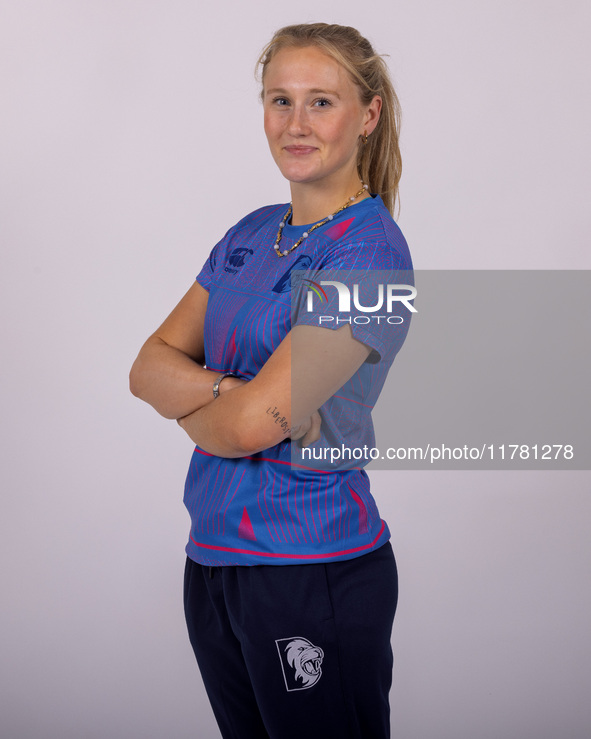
[{"x1": 257, "y1": 23, "x2": 402, "y2": 217}]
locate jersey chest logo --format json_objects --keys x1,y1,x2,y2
[
  {"x1": 224, "y1": 247, "x2": 254, "y2": 274},
  {"x1": 272, "y1": 254, "x2": 313, "y2": 293}
]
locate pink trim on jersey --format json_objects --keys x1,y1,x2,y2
[
  {"x1": 347, "y1": 482, "x2": 369, "y2": 535},
  {"x1": 332, "y1": 394, "x2": 373, "y2": 408},
  {"x1": 238, "y1": 507, "x2": 256, "y2": 541},
  {"x1": 325, "y1": 216, "x2": 355, "y2": 241},
  {"x1": 189, "y1": 520, "x2": 386, "y2": 560}
]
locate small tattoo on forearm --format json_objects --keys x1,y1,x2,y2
[{"x1": 266, "y1": 406, "x2": 291, "y2": 435}]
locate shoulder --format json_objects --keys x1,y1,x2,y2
[
  {"x1": 198, "y1": 203, "x2": 288, "y2": 284},
  {"x1": 318, "y1": 196, "x2": 413, "y2": 271},
  {"x1": 207, "y1": 203, "x2": 288, "y2": 262},
  {"x1": 225, "y1": 203, "x2": 287, "y2": 238}
]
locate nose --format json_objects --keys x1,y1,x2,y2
[{"x1": 286, "y1": 104, "x2": 311, "y2": 137}]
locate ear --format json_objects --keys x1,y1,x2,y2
[{"x1": 362, "y1": 95, "x2": 382, "y2": 136}]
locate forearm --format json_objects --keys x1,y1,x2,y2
[
  {"x1": 178, "y1": 399, "x2": 320, "y2": 458},
  {"x1": 129, "y1": 337, "x2": 237, "y2": 419},
  {"x1": 178, "y1": 381, "x2": 289, "y2": 457},
  {"x1": 175, "y1": 324, "x2": 364, "y2": 457}
]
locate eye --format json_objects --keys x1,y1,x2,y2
[
  {"x1": 313, "y1": 98, "x2": 332, "y2": 108},
  {"x1": 272, "y1": 96, "x2": 290, "y2": 107}
]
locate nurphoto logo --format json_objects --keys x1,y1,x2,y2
[{"x1": 303, "y1": 279, "x2": 417, "y2": 326}]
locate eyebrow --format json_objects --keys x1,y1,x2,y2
[{"x1": 265, "y1": 87, "x2": 341, "y2": 99}]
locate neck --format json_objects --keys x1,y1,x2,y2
[{"x1": 290, "y1": 177, "x2": 368, "y2": 226}]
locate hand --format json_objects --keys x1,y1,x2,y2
[{"x1": 289, "y1": 410, "x2": 322, "y2": 448}]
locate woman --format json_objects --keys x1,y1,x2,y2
[{"x1": 130, "y1": 23, "x2": 413, "y2": 739}]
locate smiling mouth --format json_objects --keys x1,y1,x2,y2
[{"x1": 284, "y1": 146, "x2": 317, "y2": 155}]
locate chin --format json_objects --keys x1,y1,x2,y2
[
  {"x1": 273, "y1": 156, "x2": 320, "y2": 183},
  {"x1": 277, "y1": 161, "x2": 326, "y2": 184},
  {"x1": 278, "y1": 169, "x2": 318, "y2": 185},
  {"x1": 285, "y1": 174, "x2": 320, "y2": 185}
]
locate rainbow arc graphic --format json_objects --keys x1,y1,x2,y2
[{"x1": 301, "y1": 279, "x2": 328, "y2": 302}]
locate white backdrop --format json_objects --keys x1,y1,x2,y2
[{"x1": 1, "y1": 1, "x2": 590, "y2": 737}]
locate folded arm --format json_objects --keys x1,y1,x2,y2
[
  {"x1": 177, "y1": 322, "x2": 372, "y2": 457},
  {"x1": 130, "y1": 280, "x2": 372, "y2": 457},
  {"x1": 129, "y1": 282, "x2": 244, "y2": 419}
]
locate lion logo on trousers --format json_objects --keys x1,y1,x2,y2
[{"x1": 275, "y1": 636, "x2": 324, "y2": 691}]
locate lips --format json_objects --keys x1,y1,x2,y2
[{"x1": 284, "y1": 146, "x2": 317, "y2": 155}]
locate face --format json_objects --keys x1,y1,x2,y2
[{"x1": 263, "y1": 45, "x2": 381, "y2": 190}]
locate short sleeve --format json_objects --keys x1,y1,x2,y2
[
  {"x1": 292, "y1": 241, "x2": 414, "y2": 366},
  {"x1": 195, "y1": 240, "x2": 221, "y2": 292}
]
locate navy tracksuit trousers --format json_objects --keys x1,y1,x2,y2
[{"x1": 184, "y1": 542, "x2": 398, "y2": 739}]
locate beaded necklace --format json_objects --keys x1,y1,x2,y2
[{"x1": 273, "y1": 183, "x2": 369, "y2": 257}]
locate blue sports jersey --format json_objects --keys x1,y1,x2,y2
[{"x1": 184, "y1": 195, "x2": 413, "y2": 566}]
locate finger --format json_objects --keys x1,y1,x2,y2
[
  {"x1": 300, "y1": 411, "x2": 322, "y2": 447},
  {"x1": 291, "y1": 411, "x2": 315, "y2": 440},
  {"x1": 308, "y1": 411, "x2": 322, "y2": 444}
]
